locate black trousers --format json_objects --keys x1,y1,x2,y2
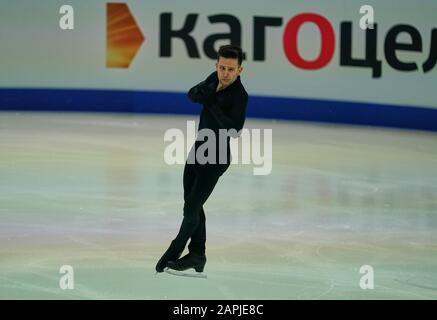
[{"x1": 172, "y1": 162, "x2": 228, "y2": 256}]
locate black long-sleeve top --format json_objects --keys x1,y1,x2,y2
[{"x1": 187, "y1": 71, "x2": 248, "y2": 168}]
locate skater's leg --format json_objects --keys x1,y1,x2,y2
[
  {"x1": 188, "y1": 207, "x2": 206, "y2": 255},
  {"x1": 158, "y1": 165, "x2": 222, "y2": 273},
  {"x1": 156, "y1": 163, "x2": 196, "y2": 273},
  {"x1": 172, "y1": 168, "x2": 221, "y2": 253},
  {"x1": 183, "y1": 163, "x2": 196, "y2": 200},
  {"x1": 169, "y1": 163, "x2": 201, "y2": 252},
  {"x1": 187, "y1": 166, "x2": 227, "y2": 255}
]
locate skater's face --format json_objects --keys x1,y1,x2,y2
[{"x1": 215, "y1": 57, "x2": 243, "y2": 90}]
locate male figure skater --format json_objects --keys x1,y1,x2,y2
[{"x1": 155, "y1": 45, "x2": 248, "y2": 276}]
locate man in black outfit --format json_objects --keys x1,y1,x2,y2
[{"x1": 155, "y1": 45, "x2": 248, "y2": 275}]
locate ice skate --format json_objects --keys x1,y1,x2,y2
[
  {"x1": 155, "y1": 240, "x2": 183, "y2": 273},
  {"x1": 164, "y1": 252, "x2": 207, "y2": 278}
]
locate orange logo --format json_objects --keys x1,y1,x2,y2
[{"x1": 106, "y1": 3, "x2": 145, "y2": 68}]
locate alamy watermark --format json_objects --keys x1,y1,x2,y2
[
  {"x1": 59, "y1": 265, "x2": 74, "y2": 290},
  {"x1": 359, "y1": 5, "x2": 374, "y2": 30},
  {"x1": 359, "y1": 264, "x2": 374, "y2": 290},
  {"x1": 59, "y1": 5, "x2": 74, "y2": 30},
  {"x1": 164, "y1": 121, "x2": 272, "y2": 175}
]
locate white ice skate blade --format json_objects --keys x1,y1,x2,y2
[{"x1": 164, "y1": 267, "x2": 207, "y2": 279}]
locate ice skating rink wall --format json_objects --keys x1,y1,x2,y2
[{"x1": 0, "y1": 0, "x2": 436, "y2": 131}]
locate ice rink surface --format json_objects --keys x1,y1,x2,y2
[{"x1": 0, "y1": 112, "x2": 436, "y2": 299}]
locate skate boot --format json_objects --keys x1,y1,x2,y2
[
  {"x1": 165, "y1": 252, "x2": 207, "y2": 278},
  {"x1": 155, "y1": 240, "x2": 183, "y2": 273}
]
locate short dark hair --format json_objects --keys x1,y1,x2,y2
[{"x1": 217, "y1": 45, "x2": 244, "y2": 66}]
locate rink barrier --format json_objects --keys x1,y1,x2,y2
[{"x1": 0, "y1": 88, "x2": 436, "y2": 132}]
